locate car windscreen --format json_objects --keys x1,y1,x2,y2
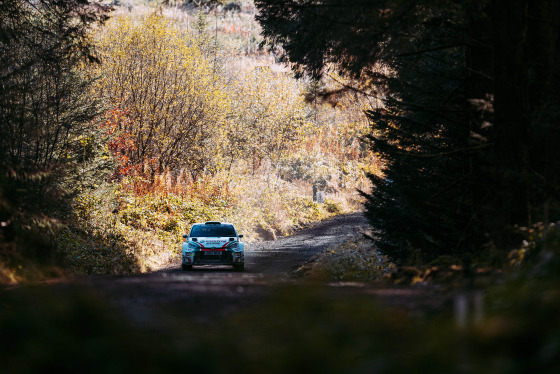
[{"x1": 190, "y1": 225, "x2": 236, "y2": 237}]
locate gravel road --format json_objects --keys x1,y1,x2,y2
[
  {"x1": 79, "y1": 213, "x2": 368, "y2": 324},
  {"x1": 74, "y1": 213, "x2": 444, "y2": 328},
  {"x1": 247, "y1": 212, "x2": 369, "y2": 274}
]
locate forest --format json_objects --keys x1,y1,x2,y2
[
  {"x1": 256, "y1": 0, "x2": 560, "y2": 265},
  {"x1": 2, "y1": 0, "x2": 559, "y2": 283},
  {"x1": 2, "y1": 1, "x2": 560, "y2": 372},
  {"x1": 1, "y1": 0, "x2": 379, "y2": 280}
]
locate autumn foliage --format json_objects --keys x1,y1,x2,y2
[
  {"x1": 2, "y1": 3, "x2": 380, "y2": 280},
  {"x1": 100, "y1": 106, "x2": 137, "y2": 179}
]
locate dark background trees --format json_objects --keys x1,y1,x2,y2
[
  {"x1": 0, "y1": 0, "x2": 110, "y2": 277},
  {"x1": 255, "y1": 0, "x2": 560, "y2": 264},
  {"x1": 1, "y1": 0, "x2": 109, "y2": 172}
]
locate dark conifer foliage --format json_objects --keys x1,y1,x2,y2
[
  {"x1": 256, "y1": 0, "x2": 560, "y2": 264},
  {"x1": 363, "y1": 8, "x2": 474, "y2": 263},
  {"x1": 1, "y1": 0, "x2": 110, "y2": 170},
  {"x1": 0, "y1": 0, "x2": 111, "y2": 269}
]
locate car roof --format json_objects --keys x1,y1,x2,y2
[{"x1": 192, "y1": 221, "x2": 233, "y2": 226}]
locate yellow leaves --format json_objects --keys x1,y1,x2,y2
[
  {"x1": 90, "y1": 8, "x2": 368, "y2": 185},
  {"x1": 92, "y1": 11, "x2": 228, "y2": 172},
  {"x1": 218, "y1": 66, "x2": 312, "y2": 166}
]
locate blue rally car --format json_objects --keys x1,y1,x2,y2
[{"x1": 182, "y1": 221, "x2": 245, "y2": 271}]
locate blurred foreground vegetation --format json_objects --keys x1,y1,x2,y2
[
  {"x1": 3, "y1": 216, "x2": 560, "y2": 373},
  {"x1": 2, "y1": 229, "x2": 560, "y2": 374}
]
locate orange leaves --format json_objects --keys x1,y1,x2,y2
[
  {"x1": 100, "y1": 106, "x2": 138, "y2": 179},
  {"x1": 118, "y1": 169, "x2": 237, "y2": 213}
]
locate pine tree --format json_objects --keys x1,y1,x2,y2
[
  {"x1": 0, "y1": 0, "x2": 111, "y2": 273},
  {"x1": 255, "y1": 0, "x2": 560, "y2": 264}
]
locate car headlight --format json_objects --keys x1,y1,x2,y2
[
  {"x1": 227, "y1": 242, "x2": 239, "y2": 251},
  {"x1": 187, "y1": 241, "x2": 200, "y2": 251}
]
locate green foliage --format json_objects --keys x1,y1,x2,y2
[
  {"x1": 57, "y1": 227, "x2": 139, "y2": 276},
  {"x1": 1, "y1": 0, "x2": 109, "y2": 172},
  {"x1": 195, "y1": 7, "x2": 209, "y2": 34},
  {"x1": 53, "y1": 191, "x2": 139, "y2": 275}
]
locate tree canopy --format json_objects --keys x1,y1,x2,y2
[{"x1": 255, "y1": 0, "x2": 560, "y2": 264}]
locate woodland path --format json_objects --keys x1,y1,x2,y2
[{"x1": 74, "y1": 213, "x2": 446, "y2": 328}]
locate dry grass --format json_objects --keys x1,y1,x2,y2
[{"x1": 297, "y1": 236, "x2": 397, "y2": 282}]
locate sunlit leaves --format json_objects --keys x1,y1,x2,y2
[
  {"x1": 94, "y1": 12, "x2": 225, "y2": 176},
  {"x1": 221, "y1": 66, "x2": 312, "y2": 171}
]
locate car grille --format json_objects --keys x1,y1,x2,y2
[{"x1": 195, "y1": 251, "x2": 233, "y2": 264}]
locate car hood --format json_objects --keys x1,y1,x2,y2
[{"x1": 195, "y1": 237, "x2": 235, "y2": 249}]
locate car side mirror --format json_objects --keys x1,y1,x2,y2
[
  {"x1": 192, "y1": 238, "x2": 198, "y2": 242},
  {"x1": 238, "y1": 234, "x2": 243, "y2": 238},
  {"x1": 182, "y1": 234, "x2": 188, "y2": 238}
]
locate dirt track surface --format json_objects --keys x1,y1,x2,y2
[
  {"x1": 73, "y1": 213, "x2": 445, "y2": 327},
  {"x1": 248, "y1": 212, "x2": 369, "y2": 274}
]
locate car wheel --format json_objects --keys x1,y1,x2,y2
[
  {"x1": 233, "y1": 263, "x2": 244, "y2": 271},
  {"x1": 182, "y1": 264, "x2": 193, "y2": 271}
]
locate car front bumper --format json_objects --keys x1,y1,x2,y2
[{"x1": 182, "y1": 247, "x2": 244, "y2": 266}]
